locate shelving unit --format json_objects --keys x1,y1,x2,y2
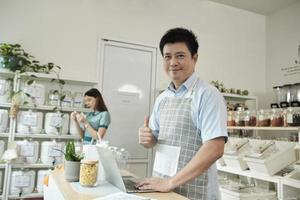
[
  {"x1": 222, "y1": 126, "x2": 300, "y2": 199},
  {"x1": 0, "y1": 69, "x2": 96, "y2": 200}
]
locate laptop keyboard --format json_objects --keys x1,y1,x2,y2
[{"x1": 123, "y1": 179, "x2": 138, "y2": 190}]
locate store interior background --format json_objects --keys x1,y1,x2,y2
[{"x1": 0, "y1": 0, "x2": 300, "y2": 109}]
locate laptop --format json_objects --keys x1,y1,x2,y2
[{"x1": 96, "y1": 146, "x2": 155, "y2": 193}]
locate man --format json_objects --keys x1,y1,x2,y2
[{"x1": 137, "y1": 28, "x2": 227, "y2": 200}]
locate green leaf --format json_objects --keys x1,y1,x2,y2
[
  {"x1": 59, "y1": 79, "x2": 65, "y2": 85},
  {"x1": 27, "y1": 79, "x2": 34, "y2": 85},
  {"x1": 30, "y1": 74, "x2": 37, "y2": 78},
  {"x1": 25, "y1": 93, "x2": 31, "y2": 97}
]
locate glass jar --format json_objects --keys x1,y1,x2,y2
[
  {"x1": 48, "y1": 90, "x2": 59, "y2": 106},
  {"x1": 61, "y1": 90, "x2": 72, "y2": 107},
  {"x1": 287, "y1": 107, "x2": 300, "y2": 127},
  {"x1": 295, "y1": 82, "x2": 300, "y2": 102},
  {"x1": 235, "y1": 110, "x2": 245, "y2": 126},
  {"x1": 270, "y1": 109, "x2": 284, "y2": 127},
  {"x1": 79, "y1": 160, "x2": 98, "y2": 187},
  {"x1": 271, "y1": 86, "x2": 282, "y2": 108},
  {"x1": 257, "y1": 109, "x2": 271, "y2": 127},
  {"x1": 244, "y1": 110, "x2": 257, "y2": 126},
  {"x1": 227, "y1": 111, "x2": 236, "y2": 126},
  {"x1": 73, "y1": 92, "x2": 83, "y2": 108}
]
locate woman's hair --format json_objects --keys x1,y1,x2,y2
[{"x1": 84, "y1": 88, "x2": 108, "y2": 112}]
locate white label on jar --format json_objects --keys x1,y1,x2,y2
[
  {"x1": 287, "y1": 113, "x2": 293, "y2": 123},
  {"x1": 48, "y1": 145, "x2": 63, "y2": 157},
  {"x1": 15, "y1": 175, "x2": 30, "y2": 187},
  {"x1": 258, "y1": 115, "x2": 264, "y2": 121},
  {"x1": 22, "y1": 113, "x2": 38, "y2": 126},
  {"x1": 49, "y1": 115, "x2": 63, "y2": 127},
  {"x1": 244, "y1": 116, "x2": 250, "y2": 121},
  {"x1": 20, "y1": 145, "x2": 35, "y2": 157},
  {"x1": 0, "y1": 83, "x2": 5, "y2": 96}
]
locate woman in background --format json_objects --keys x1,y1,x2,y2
[{"x1": 71, "y1": 88, "x2": 110, "y2": 143}]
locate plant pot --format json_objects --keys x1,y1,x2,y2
[
  {"x1": 0, "y1": 56, "x2": 22, "y2": 71},
  {"x1": 64, "y1": 160, "x2": 80, "y2": 182}
]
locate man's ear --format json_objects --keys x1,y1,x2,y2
[{"x1": 193, "y1": 53, "x2": 198, "y2": 62}]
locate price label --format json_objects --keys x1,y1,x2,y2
[
  {"x1": 15, "y1": 175, "x2": 30, "y2": 187},
  {"x1": 49, "y1": 115, "x2": 63, "y2": 128},
  {"x1": 20, "y1": 144, "x2": 35, "y2": 157},
  {"x1": 22, "y1": 112, "x2": 38, "y2": 126},
  {"x1": 287, "y1": 113, "x2": 293, "y2": 123},
  {"x1": 0, "y1": 83, "x2": 5, "y2": 96},
  {"x1": 48, "y1": 145, "x2": 63, "y2": 157}
]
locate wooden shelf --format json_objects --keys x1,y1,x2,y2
[{"x1": 227, "y1": 126, "x2": 299, "y2": 131}]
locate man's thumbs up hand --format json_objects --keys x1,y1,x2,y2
[{"x1": 139, "y1": 116, "x2": 156, "y2": 148}]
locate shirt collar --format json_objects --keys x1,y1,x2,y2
[{"x1": 167, "y1": 72, "x2": 197, "y2": 93}]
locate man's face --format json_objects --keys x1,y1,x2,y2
[{"x1": 162, "y1": 42, "x2": 197, "y2": 88}]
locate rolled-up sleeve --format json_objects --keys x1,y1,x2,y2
[{"x1": 197, "y1": 88, "x2": 228, "y2": 143}]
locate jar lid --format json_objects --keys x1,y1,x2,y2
[
  {"x1": 283, "y1": 84, "x2": 293, "y2": 87},
  {"x1": 294, "y1": 82, "x2": 300, "y2": 86},
  {"x1": 81, "y1": 160, "x2": 98, "y2": 164},
  {"x1": 272, "y1": 86, "x2": 282, "y2": 89}
]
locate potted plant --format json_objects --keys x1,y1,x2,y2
[
  {"x1": 55, "y1": 141, "x2": 84, "y2": 182},
  {"x1": 0, "y1": 43, "x2": 34, "y2": 72}
]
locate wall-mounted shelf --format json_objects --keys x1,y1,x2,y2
[
  {"x1": 227, "y1": 126, "x2": 299, "y2": 131},
  {"x1": 0, "y1": 68, "x2": 97, "y2": 86},
  {"x1": 217, "y1": 165, "x2": 282, "y2": 183},
  {"x1": 222, "y1": 93, "x2": 258, "y2": 101},
  {"x1": 11, "y1": 163, "x2": 53, "y2": 169},
  {"x1": 8, "y1": 192, "x2": 43, "y2": 199},
  {"x1": 0, "y1": 102, "x2": 91, "y2": 113},
  {"x1": 14, "y1": 134, "x2": 80, "y2": 140}
]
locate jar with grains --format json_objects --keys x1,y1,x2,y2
[
  {"x1": 235, "y1": 110, "x2": 245, "y2": 126},
  {"x1": 79, "y1": 160, "x2": 98, "y2": 187},
  {"x1": 257, "y1": 109, "x2": 271, "y2": 127},
  {"x1": 244, "y1": 110, "x2": 257, "y2": 126},
  {"x1": 227, "y1": 111, "x2": 236, "y2": 126},
  {"x1": 270, "y1": 109, "x2": 284, "y2": 127},
  {"x1": 287, "y1": 107, "x2": 300, "y2": 127}
]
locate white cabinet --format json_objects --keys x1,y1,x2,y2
[{"x1": 0, "y1": 69, "x2": 96, "y2": 200}]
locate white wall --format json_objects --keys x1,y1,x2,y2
[
  {"x1": 266, "y1": 1, "x2": 300, "y2": 106},
  {"x1": 0, "y1": 0, "x2": 266, "y2": 104}
]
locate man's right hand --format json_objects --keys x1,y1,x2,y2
[{"x1": 139, "y1": 116, "x2": 156, "y2": 148}]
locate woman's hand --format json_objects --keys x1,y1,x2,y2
[
  {"x1": 76, "y1": 113, "x2": 86, "y2": 124},
  {"x1": 70, "y1": 111, "x2": 77, "y2": 120}
]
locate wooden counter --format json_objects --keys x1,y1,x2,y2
[{"x1": 46, "y1": 168, "x2": 188, "y2": 200}]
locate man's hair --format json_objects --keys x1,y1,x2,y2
[{"x1": 159, "y1": 27, "x2": 199, "y2": 56}]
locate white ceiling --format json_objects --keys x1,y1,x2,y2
[{"x1": 209, "y1": 0, "x2": 300, "y2": 15}]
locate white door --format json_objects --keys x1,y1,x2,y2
[{"x1": 98, "y1": 39, "x2": 157, "y2": 177}]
